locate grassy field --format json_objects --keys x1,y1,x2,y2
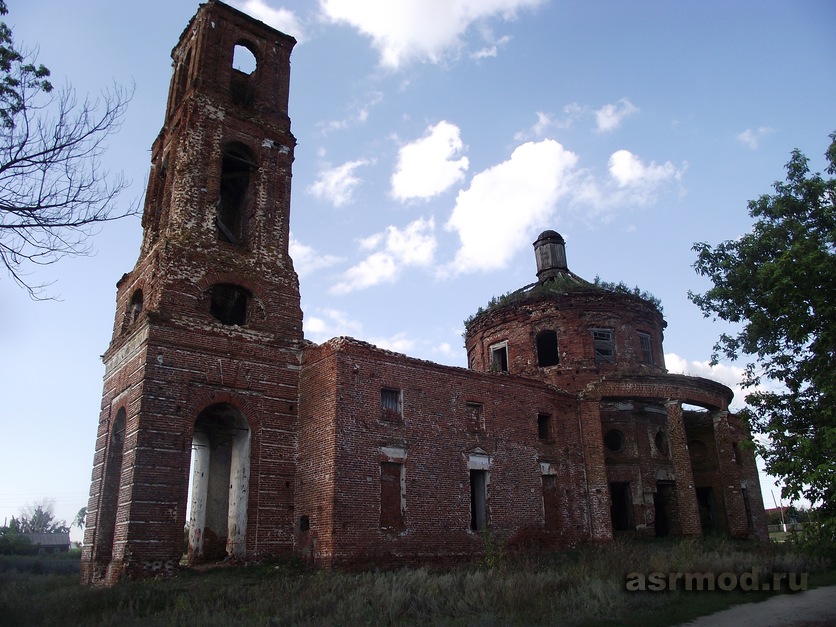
[{"x1": 0, "y1": 539, "x2": 832, "y2": 626}]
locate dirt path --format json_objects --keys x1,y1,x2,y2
[{"x1": 680, "y1": 584, "x2": 836, "y2": 626}]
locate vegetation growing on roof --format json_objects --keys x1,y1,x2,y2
[
  {"x1": 462, "y1": 276, "x2": 662, "y2": 335},
  {"x1": 591, "y1": 276, "x2": 663, "y2": 312}
]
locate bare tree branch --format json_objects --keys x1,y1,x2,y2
[{"x1": 0, "y1": 5, "x2": 135, "y2": 298}]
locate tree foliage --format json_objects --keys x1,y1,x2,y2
[
  {"x1": 18, "y1": 499, "x2": 69, "y2": 534},
  {"x1": 0, "y1": 0, "x2": 134, "y2": 297},
  {"x1": 689, "y1": 134, "x2": 836, "y2": 522}
]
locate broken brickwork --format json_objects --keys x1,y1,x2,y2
[{"x1": 82, "y1": 1, "x2": 767, "y2": 585}]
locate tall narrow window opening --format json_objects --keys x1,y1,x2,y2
[
  {"x1": 610, "y1": 481, "x2": 633, "y2": 531},
  {"x1": 379, "y1": 462, "x2": 404, "y2": 530},
  {"x1": 592, "y1": 329, "x2": 615, "y2": 363},
  {"x1": 231, "y1": 43, "x2": 257, "y2": 105},
  {"x1": 536, "y1": 330, "x2": 559, "y2": 367},
  {"x1": 639, "y1": 332, "x2": 653, "y2": 364},
  {"x1": 470, "y1": 470, "x2": 488, "y2": 531},
  {"x1": 490, "y1": 342, "x2": 508, "y2": 372},
  {"x1": 217, "y1": 145, "x2": 255, "y2": 244},
  {"x1": 537, "y1": 413, "x2": 551, "y2": 440},
  {"x1": 95, "y1": 408, "x2": 127, "y2": 562}
]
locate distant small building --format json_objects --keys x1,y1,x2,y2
[{"x1": 21, "y1": 533, "x2": 71, "y2": 554}]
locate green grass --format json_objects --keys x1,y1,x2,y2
[{"x1": 0, "y1": 539, "x2": 831, "y2": 626}]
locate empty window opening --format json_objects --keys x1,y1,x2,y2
[
  {"x1": 231, "y1": 43, "x2": 257, "y2": 105},
  {"x1": 217, "y1": 145, "x2": 255, "y2": 244},
  {"x1": 732, "y1": 442, "x2": 743, "y2": 465},
  {"x1": 542, "y1": 474, "x2": 559, "y2": 531},
  {"x1": 188, "y1": 403, "x2": 250, "y2": 563},
  {"x1": 380, "y1": 388, "x2": 402, "y2": 421},
  {"x1": 696, "y1": 487, "x2": 716, "y2": 532},
  {"x1": 536, "y1": 330, "x2": 559, "y2": 367},
  {"x1": 298, "y1": 515, "x2": 310, "y2": 532},
  {"x1": 654, "y1": 430, "x2": 669, "y2": 455},
  {"x1": 592, "y1": 329, "x2": 615, "y2": 364},
  {"x1": 129, "y1": 289, "x2": 143, "y2": 323},
  {"x1": 379, "y1": 462, "x2": 404, "y2": 530},
  {"x1": 95, "y1": 407, "x2": 127, "y2": 562},
  {"x1": 210, "y1": 284, "x2": 250, "y2": 326},
  {"x1": 654, "y1": 481, "x2": 678, "y2": 537},
  {"x1": 470, "y1": 469, "x2": 488, "y2": 531},
  {"x1": 610, "y1": 482, "x2": 633, "y2": 532},
  {"x1": 639, "y1": 332, "x2": 653, "y2": 364},
  {"x1": 741, "y1": 488, "x2": 753, "y2": 530},
  {"x1": 604, "y1": 429, "x2": 625, "y2": 453},
  {"x1": 490, "y1": 343, "x2": 508, "y2": 372},
  {"x1": 466, "y1": 402, "x2": 484, "y2": 433},
  {"x1": 537, "y1": 413, "x2": 551, "y2": 440}
]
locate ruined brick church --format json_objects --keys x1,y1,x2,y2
[{"x1": 81, "y1": 1, "x2": 767, "y2": 585}]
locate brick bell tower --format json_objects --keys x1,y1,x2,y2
[{"x1": 81, "y1": 1, "x2": 301, "y2": 584}]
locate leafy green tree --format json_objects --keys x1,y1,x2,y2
[
  {"x1": 689, "y1": 133, "x2": 836, "y2": 548},
  {"x1": 73, "y1": 506, "x2": 87, "y2": 530},
  {"x1": 19, "y1": 499, "x2": 69, "y2": 534},
  {"x1": 0, "y1": 0, "x2": 134, "y2": 297}
]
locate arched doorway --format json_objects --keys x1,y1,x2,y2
[{"x1": 188, "y1": 403, "x2": 250, "y2": 563}]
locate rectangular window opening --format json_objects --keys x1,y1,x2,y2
[
  {"x1": 592, "y1": 329, "x2": 615, "y2": 364},
  {"x1": 610, "y1": 481, "x2": 633, "y2": 531},
  {"x1": 380, "y1": 462, "x2": 404, "y2": 530},
  {"x1": 380, "y1": 388, "x2": 402, "y2": 422},
  {"x1": 470, "y1": 469, "x2": 488, "y2": 531},
  {"x1": 490, "y1": 343, "x2": 509, "y2": 372},
  {"x1": 537, "y1": 413, "x2": 551, "y2": 440},
  {"x1": 639, "y1": 332, "x2": 653, "y2": 364}
]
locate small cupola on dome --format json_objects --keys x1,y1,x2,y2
[{"x1": 533, "y1": 230, "x2": 568, "y2": 282}]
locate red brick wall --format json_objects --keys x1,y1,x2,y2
[{"x1": 299, "y1": 339, "x2": 591, "y2": 567}]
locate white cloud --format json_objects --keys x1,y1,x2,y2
[
  {"x1": 665, "y1": 353, "x2": 752, "y2": 410},
  {"x1": 514, "y1": 104, "x2": 583, "y2": 141},
  {"x1": 595, "y1": 98, "x2": 638, "y2": 133},
  {"x1": 368, "y1": 332, "x2": 417, "y2": 354},
  {"x1": 608, "y1": 149, "x2": 685, "y2": 202},
  {"x1": 317, "y1": 92, "x2": 384, "y2": 135},
  {"x1": 304, "y1": 308, "x2": 363, "y2": 342},
  {"x1": 392, "y1": 121, "x2": 469, "y2": 201},
  {"x1": 289, "y1": 235, "x2": 342, "y2": 278},
  {"x1": 308, "y1": 159, "x2": 370, "y2": 207},
  {"x1": 736, "y1": 126, "x2": 774, "y2": 150},
  {"x1": 320, "y1": 0, "x2": 544, "y2": 69},
  {"x1": 232, "y1": 1, "x2": 305, "y2": 41},
  {"x1": 443, "y1": 139, "x2": 579, "y2": 275},
  {"x1": 332, "y1": 217, "x2": 437, "y2": 293}
]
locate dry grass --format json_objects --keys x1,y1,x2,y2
[{"x1": 0, "y1": 538, "x2": 831, "y2": 626}]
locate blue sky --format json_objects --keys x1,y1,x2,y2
[{"x1": 1, "y1": 0, "x2": 833, "y2": 536}]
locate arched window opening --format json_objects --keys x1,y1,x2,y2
[
  {"x1": 231, "y1": 43, "x2": 257, "y2": 105},
  {"x1": 129, "y1": 289, "x2": 143, "y2": 323},
  {"x1": 536, "y1": 330, "x2": 559, "y2": 367},
  {"x1": 209, "y1": 283, "x2": 250, "y2": 326},
  {"x1": 217, "y1": 145, "x2": 255, "y2": 245},
  {"x1": 188, "y1": 403, "x2": 250, "y2": 563},
  {"x1": 95, "y1": 408, "x2": 127, "y2": 562}
]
